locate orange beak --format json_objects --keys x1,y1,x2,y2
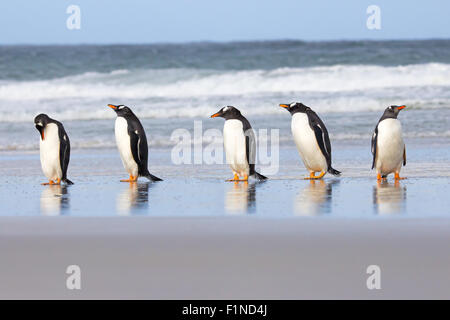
[
  {"x1": 279, "y1": 104, "x2": 289, "y2": 108},
  {"x1": 108, "y1": 104, "x2": 117, "y2": 110},
  {"x1": 41, "y1": 131, "x2": 45, "y2": 141},
  {"x1": 210, "y1": 112, "x2": 221, "y2": 118},
  {"x1": 397, "y1": 105, "x2": 406, "y2": 110}
]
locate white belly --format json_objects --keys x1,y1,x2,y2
[
  {"x1": 115, "y1": 117, "x2": 138, "y2": 177},
  {"x1": 40, "y1": 123, "x2": 62, "y2": 181},
  {"x1": 223, "y1": 119, "x2": 249, "y2": 176},
  {"x1": 375, "y1": 119, "x2": 404, "y2": 175},
  {"x1": 291, "y1": 113, "x2": 328, "y2": 172}
]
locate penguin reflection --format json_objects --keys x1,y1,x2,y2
[
  {"x1": 294, "y1": 180, "x2": 338, "y2": 216},
  {"x1": 117, "y1": 182, "x2": 150, "y2": 215},
  {"x1": 373, "y1": 180, "x2": 406, "y2": 215},
  {"x1": 40, "y1": 185, "x2": 69, "y2": 216},
  {"x1": 225, "y1": 181, "x2": 258, "y2": 214}
]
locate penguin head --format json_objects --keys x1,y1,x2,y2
[
  {"x1": 210, "y1": 106, "x2": 241, "y2": 120},
  {"x1": 108, "y1": 104, "x2": 133, "y2": 117},
  {"x1": 279, "y1": 102, "x2": 309, "y2": 115},
  {"x1": 34, "y1": 113, "x2": 51, "y2": 140},
  {"x1": 383, "y1": 105, "x2": 406, "y2": 119}
]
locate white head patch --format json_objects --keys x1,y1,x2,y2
[
  {"x1": 223, "y1": 106, "x2": 229, "y2": 112},
  {"x1": 290, "y1": 102, "x2": 296, "y2": 107}
]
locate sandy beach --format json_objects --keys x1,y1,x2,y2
[{"x1": 1, "y1": 217, "x2": 450, "y2": 299}]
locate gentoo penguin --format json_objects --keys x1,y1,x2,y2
[
  {"x1": 371, "y1": 105, "x2": 407, "y2": 181},
  {"x1": 34, "y1": 114, "x2": 74, "y2": 185},
  {"x1": 210, "y1": 106, "x2": 267, "y2": 181},
  {"x1": 280, "y1": 102, "x2": 341, "y2": 179},
  {"x1": 108, "y1": 104, "x2": 162, "y2": 182}
]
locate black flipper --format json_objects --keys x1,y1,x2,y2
[
  {"x1": 371, "y1": 125, "x2": 378, "y2": 170},
  {"x1": 57, "y1": 121, "x2": 74, "y2": 185},
  {"x1": 129, "y1": 129, "x2": 141, "y2": 167},
  {"x1": 241, "y1": 115, "x2": 268, "y2": 180},
  {"x1": 403, "y1": 146, "x2": 406, "y2": 166}
]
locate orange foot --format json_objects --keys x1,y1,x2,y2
[
  {"x1": 304, "y1": 171, "x2": 326, "y2": 180},
  {"x1": 121, "y1": 175, "x2": 138, "y2": 182},
  {"x1": 394, "y1": 172, "x2": 406, "y2": 180},
  {"x1": 226, "y1": 174, "x2": 248, "y2": 182},
  {"x1": 377, "y1": 174, "x2": 387, "y2": 181},
  {"x1": 226, "y1": 174, "x2": 240, "y2": 182},
  {"x1": 41, "y1": 178, "x2": 61, "y2": 185}
]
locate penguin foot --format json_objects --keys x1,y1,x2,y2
[
  {"x1": 227, "y1": 174, "x2": 248, "y2": 182},
  {"x1": 226, "y1": 174, "x2": 240, "y2": 182},
  {"x1": 377, "y1": 174, "x2": 387, "y2": 181},
  {"x1": 394, "y1": 173, "x2": 406, "y2": 180},
  {"x1": 121, "y1": 175, "x2": 138, "y2": 183},
  {"x1": 304, "y1": 171, "x2": 326, "y2": 180},
  {"x1": 41, "y1": 179, "x2": 61, "y2": 185}
]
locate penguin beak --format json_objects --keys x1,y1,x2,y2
[
  {"x1": 397, "y1": 105, "x2": 406, "y2": 110},
  {"x1": 279, "y1": 104, "x2": 289, "y2": 109},
  {"x1": 108, "y1": 104, "x2": 117, "y2": 110},
  {"x1": 210, "y1": 112, "x2": 221, "y2": 118}
]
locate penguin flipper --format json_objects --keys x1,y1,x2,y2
[
  {"x1": 56, "y1": 123, "x2": 73, "y2": 184},
  {"x1": 371, "y1": 126, "x2": 378, "y2": 170},
  {"x1": 128, "y1": 129, "x2": 143, "y2": 167},
  {"x1": 403, "y1": 146, "x2": 406, "y2": 166},
  {"x1": 311, "y1": 122, "x2": 331, "y2": 165}
]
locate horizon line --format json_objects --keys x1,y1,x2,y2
[{"x1": 1, "y1": 37, "x2": 450, "y2": 47}]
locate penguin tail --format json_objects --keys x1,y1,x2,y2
[
  {"x1": 328, "y1": 167, "x2": 341, "y2": 177},
  {"x1": 252, "y1": 171, "x2": 268, "y2": 181},
  {"x1": 144, "y1": 172, "x2": 163, "y2": 182},
  {"x1": 63, "y1": 178, "x2": 74, "y2": 185}
]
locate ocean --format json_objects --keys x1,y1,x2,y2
[{"x1": 0, "y1": 39, "x2": 449, "y2": 151}]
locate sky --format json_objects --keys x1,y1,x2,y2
[{"x1": 0, "y1": 0, "x2": 449, "y2": 44}]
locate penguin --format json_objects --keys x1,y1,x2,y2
[
  {"x1": 108, "y1": 104, "x2": 162, "y2": 182},
  {"x1": 280, "y1": 102, "x2": 341, "y2": 179},
  {"x1": 210, "y1": 106, "x2": 267, "y2": 181},
  {"x1": 34, "y1": 114, "x2": 74, "y2": 185},
  {"x1": 371, "y1": 105, "x2": 407, "y2": 181}
]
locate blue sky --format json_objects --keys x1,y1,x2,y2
[{"x1": 1, "y1": 0, "x2": 449, "y2": 44}]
